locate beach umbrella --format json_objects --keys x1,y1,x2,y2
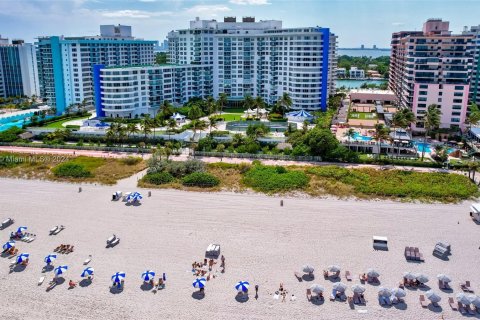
[
  {"x1": 302, "y1": 264, "x2": 315, "y2": 274},
  {"x1": 54, "y1": 265, "x2": 68, "y2": 276},
  {"x1": 310, "y1": 284, "x2": 325, "y2": 294},
  {"x1": 3, "y1": 240, "x2": 15, "y2": 250},
  {"x1": 469, "y1": 295, "x2": 480, "y2": 308},
  {"x1": 416, "y1": 274, "x2": 429, "y2": 283},
  {"x1": 456, "y1": 293, "x2": 472, "y2": 305},
  {"x1": 351, "y1": 284, "x2": 366, "y2": 294},
  {"x1": 44, "y1": 254, "x2": 57, "y2": 264},
  {"x1": 437, "y1": 274, "x2": 452, "y2": 283},
  {"x1": 235, "y1": 281, "x2": 250, "y2": 292},
  {"x1": 81, "y1": 267, "x2": 94, "y2": 278},
  {"x1": 391, "y1": 288, "x2": 406, "y2": 298},
  {"x1": 378, "y1": 287, "x2": 391, "y2": 297},
  {"x1": 332, "y1": 282, "x2": 347, "y2": 292},
  {"x1": 403, "y1": 272, "x2": 416, "y2": 280},
  {"x1": 327, "y1": 265, "x2": 341, "y2": 273},
  {"x1": 16, "y1": 253, "x2": 29, "y2": 264},
  {"x1": 16, "y1": 226, "x2": 27, "y2": 233},
  {"x1": 141, "y1": 270, "x2": 156, "y2": 282},
  {"x1": 192, "y1": 277, "x2": 206, "y2": 289},
  {"x1": 367, "y1": 268, "x2": 380, "y2": 278},
  {"x1": 112, "y1": 272, "x2": 126, "y2": 283},
  {"x1": 425, "y1": 290, "x2": 441, "y2": 303}
]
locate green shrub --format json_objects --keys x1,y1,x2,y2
[
  {"x1": 143, "y1": 172, "x2": 174, "y2": 185},
  {"x1": 0, "y1": 127, "x2": 24, "y2": 142},
  {"x1": 121, "y1": 156, "x2": 142, "y2": 166},
  {"x1": 147, "y1": 157, "x2": 204, "y2": 177},
  {"x1": 53, "y1": 163, "x2": 92, "y2": 178},
  {"x1": 182, "y1": 172, "x2": 219, "y2": 187},
  {"x1": 243, "y1": 164, "x2": 309, "y2": 193}
]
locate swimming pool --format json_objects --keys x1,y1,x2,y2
[
  {"x1": 0, "y1": 111, "x2": 52, "y2": 132},
  {"x1": 413, "y1": 142, "x2": 455, "y2": 154},
  {"x1": 226, "y1": 121, "x2": 296, "y2": 132},
  {"x1": 353, "y1": 132, "x2": 372, "y2": 141}
]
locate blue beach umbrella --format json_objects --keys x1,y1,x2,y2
[
  {"x1": 235, "y1": 281, "x2": 250, "y2": 292},
  {"x1": 112, "y1": 272, "x2": 126, "y2": 283},
  {"x1": 141, "y1": 270, "x2": 156, "y2": 282},
  {"x1": 81, "y1": 267, "x2": 94, "y2": 278},
  {"x1": 16, "y1": 226, "x2": 27, "y2": 233},
  {"x1": 3, "y1": 240, "x2": 15, "y2": 250},
  {"x1": 54, "y1": 265, "x2": 68, "y2": 276},
  {"x1": 44, "y1": 254, "x2": 57, "y2": 264},
  {"x1": 16, "y1": 253, "x2": 29, "y2": 264},
  {"x1": 192, "y1": 277, "x2": 206, "y2": 289}
]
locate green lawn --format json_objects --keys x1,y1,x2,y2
[
  {"x1": 220, "y1": 113, "x2": 243, "y2": 122},
  {"x1": 348, "y1": 112, "x2": 377, "y2": 120},
  {"x1": 222, "y1": 108, "x2": 246, "y2": 113},
  {"x1": 45, "y1": 116, "x2": 90, "y2": 128}
]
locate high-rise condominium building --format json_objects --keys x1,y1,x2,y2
[
  {"x1": 95, "y1": 17, "x2": 337, "y2": 118},
  {"x1": 389, "y1": 19, "x2": 474, "y2": 131},
  {"x1": 36, "y1": 25, "x2": 157, "y2": 114},
  {"x1": 464, "y1": 25, "x2": 480, "y2": 105},
  {"x1": 0, "y1": 37, "x2": 39, "y2": 98}
]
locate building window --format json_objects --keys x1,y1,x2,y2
[
  {"x1": 419, "y1": 84, "x2": 428, "y2": 89},
  {"x1": 451, "y1": 118, "x2": 460, "y2": 123},
  {"x1": 454, "y1": 85, "x2": 464, "y2": 90}
]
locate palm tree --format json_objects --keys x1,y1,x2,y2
[
  {"x1": 243, "y1": 95, "x2": 255, "y2": 111},
  {"x1": 467, "y1": 103, "x2": 480, "y2": 132},
  {"x1": 160, "y1": 100, "x2": 174, "y2": 119},
  {"x1": 231, "y1": 133, "x2": 244, "y2": 148},
  {"x1": 190, "y1": 119, "x2": 208, "y2": 141},
  {"x1": 140, "y1": 115, "x2": 153, "y2": 140},
  {"x1": 205, "y1": 96, "x2": 217, "y2": 115},
  {"x1": 421, "y1": 104, "x2": 442, "y2": 161},
  {"x1": 391, "y1": 112, "x2": 405, "y2": 155},
  {"x1": 398, "y1": 108, "x2": 415, "y2": 155},
  {"x1": 217, "y1": 93, "x2": 228, "y2": 114},
  {"x1": 373, "y1": 123, "x2": 390, "y2": 159},
  {"x1": 188, "y1": 104, "x2": 202, "y2": 120},
  {"x1": 167, "y1": 118, "x2": 177, "y2": 140},
  {"x1": 126, "y1": 123, "x2": 139, "y2": 139},
  {"x1": 253, "y1": 96, "x2": 264, "y2": 119},
  {"x1": 208, "y1": 116, "x2": 218, "y2": 134},
  {"x1": 277, "y1": 92, "x2": 292, "y2": 115},
  {"x1": 343, "y1": 128, "x2": 356, "y2": 150}
]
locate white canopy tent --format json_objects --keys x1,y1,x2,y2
[
  {"x1": 286, "y1": 109, "x2": 314, "y2": 122},
  {"x1": 171, "y1": 112, "x2": 186, "y2": 123}
]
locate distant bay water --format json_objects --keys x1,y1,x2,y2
[
  {"x1": 335, "y1": 79, "x2": 387, "y2": 89},
  {"x1": 338, "y1": 48, "x2": 390, "y2": 58}
]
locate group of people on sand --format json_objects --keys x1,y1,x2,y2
[
  {"x1": 146, "y1": 276, "x2": 166, "y2": 289},
  {"x1": 192, "y1": 255, "x2": 226, "y2": 276}
]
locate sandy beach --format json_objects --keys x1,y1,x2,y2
[{"x1": 0, "y1": 176, "x2": 479, "y2": 320}]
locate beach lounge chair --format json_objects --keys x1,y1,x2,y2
[
  {"x1": 345, "y1": 270, "x2": 352, "y2": 281},
  {"x1": 294, "y1": 272, "x2": 302, "y2": 282},
  {"x1": 458, "y1": 302, "x2": 467, "y2": 315},
  {"x1": 448, "y1": 297, "x2": 457, "y2": 310},
  {"x1": 0, "y1": 218, "x2": 14, "y2": 229},
  {"x1": 306, "y1": 288, "x2": 312, "y2": 301},
  {"x1": 419, "y1": 295, "x2": 428, "y2": 308},
  {"x1": 404, "y1": 247, "x2": 411, "y2": 260},
  {"x1": 461, "y1": 281, "x2": 473, "y2": 292},
  {"x1": 353, "y1": 293, "x2": 361, "y2": 304},
  {"x1": 466, "y1": 305, "x2": 476, "y2": 315},
  {"x1": 83, "y1": 255, "x2": 92, "y2": 265},
  {"x1": 38, "y1": 276, "x2": 45, "y2": 286}
]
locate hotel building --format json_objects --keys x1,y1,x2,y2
[
  {"x1": 464, "y1": 25, "x2": 480, "y2": 105},
  {"x1": 389, "y1": 19, "x2": 474, "y2": 131},
  {"x1": 36, "y1": 25, "x2": 156, "y2": 114},
  {"x1": 94, "y1": 17, "x2": 337, "y2": 118},
  {"x1": 0, "y1": 37, "x2": 39, "y2": 98}
]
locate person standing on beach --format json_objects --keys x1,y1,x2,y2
[{"x1": 255, "y1": 285, "x2": 259, "y2": 300}]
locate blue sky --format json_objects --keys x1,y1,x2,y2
[{"x1": 0, "y1": 0, "x2": 479, "y2": 47}]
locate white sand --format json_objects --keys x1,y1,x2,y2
[{"x1": 0, "y1": 177, "x2": 479, "y2": 320}]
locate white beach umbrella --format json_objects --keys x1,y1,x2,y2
[
  {"x1": 351, "y1": 284, "x2": 366, "y2": 294},
  {"x1": 327, "y1": 265, "x2": 341, "y2": 273},
  {"x1": 378, "y1": 287, "x2": 391, "y2": 297},
  {"x1": 403, "y1": 272, "x2": 416, "y2": 280},
  {"x1": 426, "y1": 290, "x2": 441, "y2": 303},
  {"x1": 469, "y1": 295, "x2": 480, "y2": 308},
  {"x1": 391, "y1": 287, "x2": 406, "y2": 298},
  {"x1": 192, "y1": 277, "x2": 206, "y2": 289},
  {"x1": 437, "y1": 274, "x2": 452, "y2": 283},
  {"x1": 16, "y1": 253, "x2": 29, "y2": 264},
  {"x1": 415, "y1": 274, "x2": 429, "y2": 283},
  {"x1": 44, "y1": 254, "x2": 57, "y2": 264},
  {"x1": 81, "y1": 267, "x2": 94, "y2": 278},
  {"x1": 332, "y1": 282, "x2": 347, "y2": 292},
  {"x1": 142, "y1": 270, "x2": 156, "y2": 282},
  {"x1": 302, "y1": 264, "x2": 315, "y2": 274},
  {"x1": 54, "y1": 265, "x2": 68, "y2": 276},
  {"x1": 367, "y1": 268, "x2": 380, "y2": 278},
  {"x1": 310, "y1": 284, "x2": 325, "y2": 294},
  {"x1": 112, "y1": 272, "x2": 126, "y2": 283},
  {"x1": 456, "y1": 293, "x2": 472, "y2": 305},
  {"x1": 3, "y1": 241, "x2": 15, "y2": 250},
  {"x1": 235, "y1": 281, "x2": 249, "y2": 292}
]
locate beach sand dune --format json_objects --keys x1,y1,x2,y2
[{"x1": 0, "y1": 178, "x2": 478, "y2": 319}]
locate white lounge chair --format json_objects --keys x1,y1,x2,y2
[
  {"x1": 38, "y1": 276, "x2": 45, "y2": 285},
  {"x1": 110, "y1": 238, "x2": 120, "y2": 246},
  {"x1": 83, "y1": 255, "x2": 92, "y2": 265}
]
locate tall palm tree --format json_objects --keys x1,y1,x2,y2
[
  {"x1": 205, "y1": 96, "x2": 217, "y2": 115},
  {"x1": 140, "y1": 115, "x2": 153, "y2": 140},
  {"x1": 190, "y1": 119, "x2": 207, "y2": 142},
  {"x1": 398, "y1": 108, "x2": 415, "y2": 155},
  {"x1": 421, "y1": 104, "x2": 442, "y2": 161},
  {"x1": 373, "y1": 123, "x2": 390, "y2": 159},
  {"x1": 391, "y1": 112, "x2": 405, "y2": 155},
  {"x1": 126, "y1": 123, "x2": 139, "y2": 139},
  {"x1": 467, "y1": 103, "x2": 480, "y2": 132},
  {"x1": 277, "y1": 92, "x2": 293, "y2": 115},
  {"x1": 243, "y1": 95, "x2": 255, "y2": 110},
  {"x1": 343, "y1": 128, "x2": 356, "y2": 150},
  {"x1": 160, "y1": 100, "x2": 174, "y2": 119},
  {"x1": 253, "y1": 96, "x2": 264, "y2": 119},
  {"x1": 208, "y1": 116, "x2": 218, "y2": 134},
  {"x1": 167, "y1": 118, "x2": 177, "y2": 140},
  {"x1": 217, "y1": 93, "x2": 228, "y2": 114}
]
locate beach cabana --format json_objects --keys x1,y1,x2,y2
[
  {"x1": 286, "y1": 109, "x2": 314, "y2": 122},
  {"x1": 171, "y1": 113, "x2": 186, "y2": 124}
]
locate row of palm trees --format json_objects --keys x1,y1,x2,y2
[
  {"x1": 242, "y1": 93, "x2": 293, "y2": 118},
  {"x1": 343, "y1": 104, "x2": 442, "y2": 160}
]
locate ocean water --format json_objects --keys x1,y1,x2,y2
[
  {"x1": 338, "y1": 49, "x2": 390, "y2": 58},
  {"x1": 336, "y1": 79, "x2": 387, "y2": 89}
]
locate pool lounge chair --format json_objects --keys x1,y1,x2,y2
[
  {"x1": 345, "y1": 270, "x2": 352, "y2": 281},
  {"x1": 448, "y1": 297, "x2": 457, "y2": 310},
  {"x1": 419, "y1": 294, "x2": 428, "y2": 308},
  {"x1": 461, "y1": 281, "x2": 473, "y2": 292},
  {"x1": 84, "y1": 255, "x2": 92, "y2": 265},
  {"x1": 306, "y1": 288, "x2": 312, "y2": 301},
  {"x1": 38, "y1": 276, "x2": 45, "y2": 286}
]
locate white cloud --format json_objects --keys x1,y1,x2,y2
[
  {"x1": 101, "y1": 9, "x2": 173, "y2": 19},
  {"x1": 186, "y1": 5, "x2": 232, "y2": 15},
  {"x1": 392, "y1": 22, "x2": 405, "y2": 26},
  {"x1": 230, "y1": 0, "x2": 271, "y2": 5}
]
